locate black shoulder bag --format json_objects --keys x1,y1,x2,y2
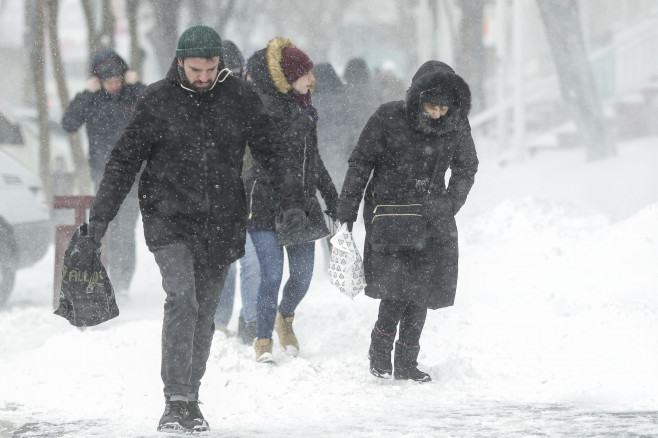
[{"x1": 369, "y1": 152, "x2": 443, "y2": 253}]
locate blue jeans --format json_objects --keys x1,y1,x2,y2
[
  {"x1": 250, "y1": 231, "x2": 315, "y2": 340},
  {"x1": 214, "y1": 233, "x2": 260, "y2": 327}
]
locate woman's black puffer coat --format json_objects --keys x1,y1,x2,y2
[
  {"x1": 338, "y1": 61, "x2": 479, "y2": 309},
  {"x1": 245, "y1": 38, "x2": 338, "y2": 239}
]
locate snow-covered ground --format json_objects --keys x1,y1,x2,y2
[{"x1": 1, "y1": 137, "x2": 657, "y2": 437}]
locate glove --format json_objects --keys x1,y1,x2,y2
[
  {"x1": 278, "y1": 208, "x2": 307, "y2": 234},
  {"x1": 324, "y1": 200, "x2": 338, "y2": 221},
  {"x1": 300, "y1": 105, "x2": 319, "y2": 123},
  {"x1": 86, "y1": 221, "x2": 108, "y2": 245}
]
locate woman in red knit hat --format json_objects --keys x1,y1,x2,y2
[{"x1": 244, "y1": 38, "x2": 338, "y2": 364}]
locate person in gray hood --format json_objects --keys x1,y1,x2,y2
[{"x1": 61, "y1": 48, "x2": 146, "y2": 295}]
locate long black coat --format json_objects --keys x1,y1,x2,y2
[
  {"x1": 89, "y1": 59, "x2": 304, "y2": 266},
  {"x1": 245, "y1": 38, "x2": 338, "y2": 235},
  {"x1": 61, "y1": 82, "x2": 146, "y2": 183},
  {"x1": 338, "y1": 61, "x2": 479, "y2": 309}
]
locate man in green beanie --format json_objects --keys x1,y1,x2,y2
[{"x1": 86, "y1": 25, "x2": 306, "y2": 433}]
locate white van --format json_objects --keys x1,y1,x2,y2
[{"x1": 0, "y1": 149, "x2": 51, "y2": 306}]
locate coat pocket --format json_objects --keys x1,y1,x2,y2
[{"x1": 370, "y1": 203, "x2": 427, "y2": 252}]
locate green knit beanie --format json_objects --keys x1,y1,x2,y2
[{"x1": 175, "y1": 25, "x2": 224, "y2": 59}]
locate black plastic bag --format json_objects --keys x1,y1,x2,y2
[{"x1": 54, "y1": 223, "x2": 119, "y2": 327}]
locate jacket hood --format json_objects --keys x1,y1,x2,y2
[
  {"x1": 404, "y1": 61, "x2": 471, "y2": 135},
  {"x1": 90, "y1": 48, "x2": 128, "y2": 79},
  {"x1": 246, "y1": 37, "x2": 314, "y2": 96}
]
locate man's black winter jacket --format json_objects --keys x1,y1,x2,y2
[{"x1": 89, "y1": 59, "x2": 304, "y2": 265}]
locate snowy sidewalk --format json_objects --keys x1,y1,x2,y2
[{"x1": 2, "y1": 139, "x2": 658, "y2": 437}]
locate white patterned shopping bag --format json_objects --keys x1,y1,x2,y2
[{"x1": 328, "y1": 223, "x2": 366, "y2": 298}]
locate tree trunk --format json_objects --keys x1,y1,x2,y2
[
  {"x1": 398, "y1": 0, "x2": 419, "y2": 75},
  {"x1": 188, "y1": 0, "x2": 205, "y2": 26},
  {"x1": 81, "y1": 0, "x2": 116, "y2": 63},
  {"x1": 537, "y1": 0, "x2": 616, "y2": 161},
  {"x1": 27, "y1": 1, "x2": 52, "y2": 203},
  {"x1": 100, "y1": 0, "x2": 115, "y2": 48},
  {"x1": 455, "y1": 0, "x2": 486, "y2": 112},
  {"x1": 216, "y1": 0, "x2": 237, "y2": 32},
  {"x1": 148, "y1": 0, "x2": 180, "y2": 76},
  {"x1": 46, "y1": 0, "x2": 92, "y2": 195},
  {"x1": 81, "y1": 0, "x2": 100, "y2": 61},
  {"x1": 127, "y1": 0, "x2": 145, "y2": 76}
]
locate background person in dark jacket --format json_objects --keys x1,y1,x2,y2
[
  {"x1": 313, "y1": 62, "x2": 349, "y2": 191},
  {"x1": 245, "y1": 37, "x2": 338, "y2": 364},
  {"x1": 212, "y1": 40, "x2": 261, "y2": 345},
  {"x1": 338, "y1": 60, "x2": 479, "y2": 383},
  {"x1": 85, "y1": 26, "x2": 305, "y2": 433},
  {"x1": 342, "y1": 57, "x2": 379, "y2": 186},
  {"x1": 61, "y1": 48, "x2": 146, "y2": 295}
]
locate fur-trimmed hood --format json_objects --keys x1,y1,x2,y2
[
  {"x1": 247, "y1": 37, "x2": 314, "y2": 96},
  {"x1": 405, "y1": 61, "x2": 471, "y2": 135}
]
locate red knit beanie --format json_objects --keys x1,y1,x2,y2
[{"x1": 281, "y1": 47, "x2": 314, "y2": 83}]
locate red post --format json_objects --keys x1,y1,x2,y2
[{"x1": 52, "y1": 196, "x2": 96, "y2": 309}]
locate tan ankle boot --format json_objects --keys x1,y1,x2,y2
[
  {"x1": 275, "y1": 313, "x2": 299, "y2": 356},
  {"x1": 254, "y1": 338, "x2": 274, "y2": 364}
]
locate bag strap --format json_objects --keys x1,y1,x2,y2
[{"x1": 425, "y1": 147, "x2": 445, "y2": 196}]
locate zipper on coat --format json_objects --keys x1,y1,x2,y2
[
  {"x1": 302, "y1": 136, "x2": 307, "y2": 190},
  {"x1": 200, "y1": 120, "x2": 211, "y2": 216},
  {"x1": 248, "y1": 179, "x2": 257, "y2": 219},
  {"x1": 373, "y1": 203, "x2": 423, "y2": 214},
  {"x1": 371, "y1": 213, "x2": 423, "y2": 224}
]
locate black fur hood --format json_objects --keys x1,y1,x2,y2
[{"x1": 404, "y1": 61, "x2": 471, "y2": 135}]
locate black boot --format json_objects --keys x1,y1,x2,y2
[
  {"x1": 394, "y1": 341, "x2": 431, "y2": 383},
  {"x1": 238, "y1": 315, "x2": 258, "y2": 345},
  {"x1": 368, "y1": 325, "x2": 396, "y2": 378},
  {"x1": 157, "y1": 399, "x2": 189, "y2": 432},
  {"x1": 186, "y1": 400, "x2": 210, "y2": 432}
]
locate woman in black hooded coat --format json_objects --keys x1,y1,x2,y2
[
  {"x1": 337, "y1": 61, "x2": 478, "y2": 382},
  {"x1": 245, "y1": 37, "x2": 338, "y2": 363}
]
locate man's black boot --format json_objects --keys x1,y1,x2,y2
[
  {"x1": 157, "y1": 399, "x2": 189, "y2": 432},
  {"x1": 186, "y1": 400, "x2": 210, "y2": 432}
]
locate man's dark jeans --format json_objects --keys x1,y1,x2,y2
[{"x1": 152, "y1": 242, "x2": 229, "y2": 399}]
